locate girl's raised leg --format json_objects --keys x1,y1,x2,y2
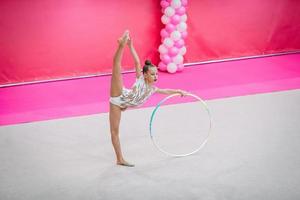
[{"x1": 110, "y1": 30, "x2": 129, "y2": 97}]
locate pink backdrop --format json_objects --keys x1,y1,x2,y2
[
  {"x1": 0, "y1": 0, "x2": 162, "y2": 85},
  {"x1": 186, "y1": 0, "x2": 300, "y2": 62},
  {"x1": 0, "y1": 0, "x2": 300, "y2": 85}
]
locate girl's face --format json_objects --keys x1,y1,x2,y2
[{"x1": 145, "y1": 67, "x2": 158, "y2": 84}]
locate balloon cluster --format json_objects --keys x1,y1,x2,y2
[{"x1": 158, "y1": 0, "x2": 188, "y2": 73}]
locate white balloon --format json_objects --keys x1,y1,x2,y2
[
  {"x1": 179, "y1": 46, "x2": 187, "y2": 55},
  {"x1": 171, "y1": 0, "x2": 181, "y2": 9},
  {"x1": 161, "y1": 15, "x2": 170, "y2": 24},
  {"x1": 177, "y1": 22, "x2": 187, "y2": 32},
  {"x1": 170, "y1": 31, "x2": 181, "y2": 41},
  {"x1": 167, "y1": 63, "x2": 177, "y2": 73},
  {"x1": 164, "y1": 7, "x2": 175, "y2": 17},
  {"x1": 158, "y1": 44, "x2": 168, "y2": 54},
  {"x1": 181, "y1": 14, "x2": 187, "y2": 22},
  {"x1": 173, "y1": 55, "x2": 184, "y2": 64},
  {"x1": 163, "y1": 38, "x2": 174, "y2": 48}
]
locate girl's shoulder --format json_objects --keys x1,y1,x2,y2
[
  {"x1": 135, "y1": 75, "x2": 145, "y2": 83},
  {"x1": 137, "y1": 74, "x2": 144, "y2": 80}
]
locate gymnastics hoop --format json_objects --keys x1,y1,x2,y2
[{"x1": 149, "y1": 93, "x2": 212, "y2": 157}]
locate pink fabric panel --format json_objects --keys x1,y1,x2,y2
[
  {"x1": 0, "y1": 0, "x2": 162, "y2": 85},
  {"x1": 186, "y1": 0, "x2": 300, "y2": 62}
]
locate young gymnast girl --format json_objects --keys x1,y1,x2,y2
[{"x1": 109, "y1": 30, "x2": 187, "y2": 167}]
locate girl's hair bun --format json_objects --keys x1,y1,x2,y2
[
  {"x1": 145, "y1": 60, "x2": 152, "y2": 65},
  {"x1": 143, "y1": 59, "x2": 156, "y2": 74}
]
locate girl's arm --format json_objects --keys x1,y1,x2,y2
[
  {"x1": 127, "y1": 37, "x2": 142, "y2": 78},
  {"x1": 156, "y1": 88, "x2": 188, "y2": 96}
]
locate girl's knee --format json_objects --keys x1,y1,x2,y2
[{"x1": 110, "y1": 129, "x2": 119, "y2": 136}]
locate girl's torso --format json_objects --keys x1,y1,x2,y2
[{"x1": 110, "y1": 76, "x2": 156, "y2": 108}]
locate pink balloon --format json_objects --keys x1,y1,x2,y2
[
  {"x1": 181, "y1": 0, "x2": 188, "y2": 6},
  {"x1": 161, "y1": 54, "x2": 172, "y2": 64},
  {"x1": 181, "y1": 31, "x2": 188, "y2": 39},
  {"x1": 171, "y1": 14, "x2": 181, "y2": 25},
  {"x1": 166, "y1": 23, "x2": 175, "y2": 33},
  {"x1": 174, "y1": 39, "x2": 185, "y2": 48},
  {"x1": 159, "y1": 53, "x2": 164, "y2": 60},
  {"x1": 176, "y1": 6, "x2": 186, "y2": 15},
  {"x1": 169, "y1": 47, "x2": 179, "y2": 56},
  {"x1": 160, "y1": 29, "x2": 169, "y2": 38},
  {"x1": 177, "y1": 64, "x2": 184, "y2": 72},
  {"x1": 158, "y1": 62, "x2": 167, "y2": 71},
  {"x1": 160, "y1": 0, "x2": 169, "y2": 8}
]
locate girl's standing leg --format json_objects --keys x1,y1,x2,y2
[{"x1": 109, "y1": 104, "x2": 123, "y2": 163}]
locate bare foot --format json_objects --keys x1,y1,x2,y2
[
  {"x1": 117, "y1": 160, "x2": 135, "y2": 167},
  {"x1": 122, "y1": 30, "x2": 129, "y2": 39},
  {"x1": 118, "y1": 30, "x2": 130, "y2": 46}
]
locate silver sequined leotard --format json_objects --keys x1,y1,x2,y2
[{"x1": 110, "y1": 76, "x2": 157, "y2": 109}]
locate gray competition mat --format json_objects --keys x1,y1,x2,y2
[{"x1": 0, "y1": 90, "x2": 300, "y2": 200}]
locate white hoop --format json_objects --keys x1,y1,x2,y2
[{"x1": 149, "y1": 93, "x2": 212, "y2": 157}]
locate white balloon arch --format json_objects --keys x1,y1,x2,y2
[{"x1": 159, "y1": 0, "x2": 188, "y2": 73}]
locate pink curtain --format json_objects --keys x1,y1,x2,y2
[
  {"x1": 0, "y1": 0, "x2": 162, "y2": 85},
  {"x1": 186, "y1": 0, "x2": 300, "y2": 62}
]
